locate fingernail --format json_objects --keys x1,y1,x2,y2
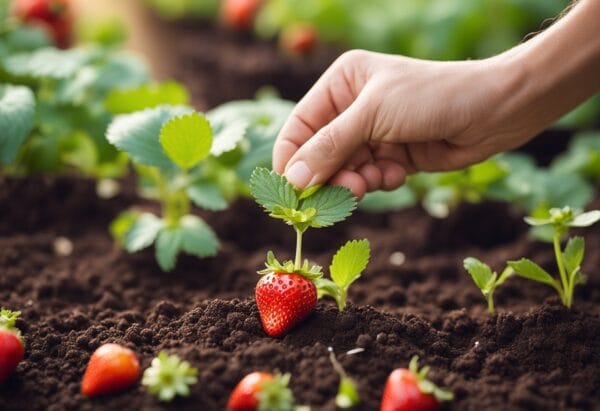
[{"x1": 285, "y1": 161, "x2": 312, "y2": 188}]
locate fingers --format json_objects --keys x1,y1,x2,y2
[{"x1": 283, "y1": 96, "x2": 372, "y2": 189}]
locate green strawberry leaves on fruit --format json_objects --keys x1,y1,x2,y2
[
  {"x1": 463, "y1": 257, "x2": 513, "y2": 313},
  {"x1": 0, "y1": 84, "x2": 35, "y2": 164},
  {"x1": 142, "y1": 352, "x2": 198, "y2": 402},
  {"x1": 0, "y1": 308, "x2": 24, "y2": 384}
]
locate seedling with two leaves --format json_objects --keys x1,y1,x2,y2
[
  {"x1": 249, "y1": 167, "x2": 370, "y2": 337},
  {"x1": 465, "y1": 206, "x2": 600, "y2": 311}
]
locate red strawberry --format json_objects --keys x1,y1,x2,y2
[
  {"x1": 280, "y1": 24, "x2": 318, "y2": 55},
  {"x1": 227, "y1": 372, "x2": 295, "y2": 411},
  {"x1": 0, "y1": 309, "x2": 24, "y2": 384},
  {"x1": 81, "y1": 343, "x2": 140, "y2": 397},
  {"x1": 255, "y1": 272, "x2": 317, "y2": 337},
  {"x1": 12, "y1": 0, "x2": 73, "y2": 48},
  {"x1": 221, "y1": 0, "x2": 262, "y2": 30},
  {"x1": 381, "y1": 356, "x2": 453, "y2": 411}
]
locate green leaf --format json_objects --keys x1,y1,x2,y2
[
  {"x1": 298, "y1": 184, "x2": 323, "y2": 200},
  {"x1": 301, "y1": 185, "x2": 357, "y2": 228},
  {"x1": 142, "y1": 352, "x2": 198, "y2": 402},
  {"x1": 463, "y1": 257, "x2": 495, "y2": 292},
  {"x1": 507, "y1": 258, "x2": 557, "y2": 287},
  {"x1": 359, "y1": 186, "x2": 417, "y2": 212},
  {"x1": 105, "y1": 81, "x2": 190, "y2": 114},
  {"x1": 106, "y1": 105, "x2": 192, "y2": 169},
  {"x1": 155, "y1": 226, "x2": 184, "y2": 271},
  {"x1": 187, "y1": 182, "x2": 228, "y2": 211},
  {"x1": 4, "y1": 47, "x2": 96, "y2": 79},
  {"x1": 569, "y1": 210, "x2": 600, "y2": 227},
  {"x1": 563, "y1": 236, "x2": 584, "y2": 274},
  {"x1": 0, "y1": 85, "x2": 35, "y2": 164},
  {"x1": 123, "y1": 213, "x2": 164, "y2": 253},
  {"x1": 209, "y1": 118, "x2": 248, "y2": 156},
  {"x1": 179, "y1": 215, "x2": 219, "y2": 258},
  {"x1": 330, "y1": 239, "x2": 370, "y2": 290},
  {"x1": 110, "y1": 210, "x2": 140, "y2": 244},
  {"x1": 336, "y1": 377, "x2": 360, "y2": 408},
  {"x1": 159, "y1": 112, "x2": 213, "y2": 169},
  {"x1": 257, "y1": 373, "x2": 295, "y2": 411},
  {"x1": 524, "y1": 216, "x2": 552, "y2": 226},
  {"x1": 250, "y1": 167, "x2": 298, "y2": 213}
]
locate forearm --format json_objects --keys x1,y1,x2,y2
[{"x1": 485, "y1": 0, "x2": 600, "y2": 145}]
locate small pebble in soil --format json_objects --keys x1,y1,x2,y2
[
  {"x1": 389, "y1": 251, "x2": 406, "y2": 266},
  {"x1": 53, "y1": 237, "x2": 73, "y2": 256},
  {"x1": 96, "y1": 178, "x2": 120, "y2": 199}
]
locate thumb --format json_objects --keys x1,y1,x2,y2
[{"x1": 283, "y1": 98, "x2": 371, "y2": 189}]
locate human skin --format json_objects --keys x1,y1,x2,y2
[{"x1": 273, "y1": 0, "x2": 600, "y2": 198}]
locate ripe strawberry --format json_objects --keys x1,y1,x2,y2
[
  {"x1": 0, "y1": 309, "x2": 24, "y2": 384},
  {"x1": 255, "y1": 272, "x2": 317, "y2": 337},
  {"x1": 12, "y1": 0, "x2": 73, "y2": 48},
  {"x1": 381, "y1": 356, "x2": 453, "y2": 411},
  {"x1": 227, "y1": 372, "x2": 295, "y2": 411},
  {"x1": 221, "y1": 0, "x2": 262, "y2": 30},
  {"x1": 81, "y1": 343, "x2": 140, "y2": 397},
  {"x1": 280, "y1": 24, "x2": 318, "y2": 55}
]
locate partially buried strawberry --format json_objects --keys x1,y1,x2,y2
[
  {"x1": 381, "y1": 356, "x2": 453, "y2": 411},
  {"x1": 221, "y1": 0, "x2": 262, "y2": 30},
  {"x1": 81, "y1": 343, "x2": 140, "y2": 397},
  {"x1": 255, "y1": 271, "x2": 317, "y2": 338},
  {"x1": 0, "y1": 308, "x2": 25, "y2": 384},
  {"x1": 227, "y1": 372, "x2": 296, "y2": 411},
  {"x1": 12, "y1": 0, "x2": 73, "y2": 48}
]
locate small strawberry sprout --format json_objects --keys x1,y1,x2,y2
[
  {"x1": 142, "y1": 352, "x2": 198, "y2": 402},
  {"x1": 463, "y1": 258, "x2": 514, "y2": 313},
  {"x1": 510, "y1": 206, "x2": 600, "y2": 308},
  {"x1": 249, "y1": 167, "x2": 370, "y2": 336},
  {"x1": 328, "y1": 347, "x2": 361, "y2": 409}
]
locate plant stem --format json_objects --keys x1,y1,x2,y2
[
  {"x1": 294, "y1": 228, "x2": 303, "y2": 270},
  {"x1": 486, "y1": 294, "x2": 495, "y2": 314},
  {"x1": 552, "y1": 233, "x2": 569, "y2": 307}
]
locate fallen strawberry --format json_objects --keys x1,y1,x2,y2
[
  {"x1": 81, "y1": 343, "x2": 140, "y2": 397},
  {"x1": 0, "y1": 309, "x2": 24, "y2": 384},
  {"x1": 280, "y1": 24, "x2": 318, "y2": 55},
  {"x1": 12, "y1": 0, "x2": 73, "y2": 47},
  {"x1": 381, "y1": 356, "x2": 453, "y2": 411},
  {"x1": 221, "y1": 0, "x2": 262, "y2": 30},
  {"x1": 228, "y1": 372, "x2": 296, "y2": 411}
]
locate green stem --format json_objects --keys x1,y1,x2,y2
[
  {"x1": 486, "y1": 294, "x2": 495, "y2": 314},
  {"x1": 553, "y1": 233, "x2": 569, "y2": 307},
  {"x1": 294, "y1": 228, "x2": 303, "y2": 270}
]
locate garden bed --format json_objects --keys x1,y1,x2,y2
[{"x1": 0, "y1": 168, "x2": 598, "y2": 410}]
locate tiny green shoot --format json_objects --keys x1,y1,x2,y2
[
  {"x1": 508, "y1": 206, "x2": 600, "y2": 308},
  {"x1": 463, "y1": 258, "x2": 514, "y2": 313},
  {"x1": 142, "y1": 352, "x2": 198, "y2": 402},
  {"x1": 328, "y1": 347, "x2": 360, "y2": 409},
  {"x1": 250, "y1": 167, "x2": 370, "y2": 310}
]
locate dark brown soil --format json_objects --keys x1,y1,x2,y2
[
  {"x1": 0, "y1": 170, "x2": 599, "y2": 411},
  {"x1": 142, "y1": 12, "x2": 341, "y2": 110}
]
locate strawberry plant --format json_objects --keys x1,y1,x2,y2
[
  {"x1": 328, "y1": 347, "x2": 360, "y2": 409},
  {"x1": 250, "y1": 167, "x2": 370, "y2": 337},
  {"x1": 509, "y1": 207, "x2": 600, "y2": 308},
  {"x1": 463, "y1": 258, "x2": 514, "y2": 313},
  {"x1": 381, "y1": 356, "x2": 453, "y2": 411},
  {"x1": 81, "y1": 343, "x2": 140, "y2": 397},
  {"x1": 0, "y1": 308, "x2": 24, "y2": 384},
  {"x1": 142, "y1": 352, "x2": 198, "y2": 401}
]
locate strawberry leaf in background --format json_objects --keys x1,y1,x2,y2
[
  {"x1": 508, "y1": 258, "x2": 557, "y2": 288},
  {"x1": 123, "y1": 213, "x2": 164, "y2": 253},
  {"x1": 180, "y1": 215, "x2": 219, "y2": 258},
  {"x1": 159, "y1": 112, "x2": 213, "y2": 170},
  {"x1": 187, "y1": 181, "x2": 228, "y2": 211},
  {"x1": 105, "y1": 81, "x2": 190, "y2": 114},
  {"x1": 4, "y1": 47, "x2": 97, "y2": 79},
  {"x1": 209, "y1": 118, "x2": 248, "y2": 156},
  {"x1": 155, "y1": 226, "x2": 184, "y2": 271},
  {"x1": 106, "y1": 105, "x2": 192, "y2": 169},
  {"x1": 0, "y1": 84, "x2": 35, "y2": 164}
]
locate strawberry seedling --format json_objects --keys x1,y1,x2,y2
[
  {"x1": 250, "y1": 167, "x2": 370, "y2": 337},
  {"x1": 142, "y1": 352, "x2": 198, "y2": 402},
  {"x1": 381, "y1": 356, "x2": 453, "y2": 411},
  {"x1": 463, "y1": 258, "x2": 514, "y2": 313},
  {"x1": 0, "y1": 308, "x2": 24, "y2": 384},
  {"x1": 328, "y1": 347, "x2": 360, "y2": 409},
  {"x1": 81, "y1": 343, "x2": 140, "y2": 397},
  {"x1": 508, "y1": 206, "x2": 600, "y2": 308}
]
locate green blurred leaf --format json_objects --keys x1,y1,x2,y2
[
  {"x1": 0, "y1": 84, "x2": 35, "y2": 164},
  {"x1": 180, "y1": 215, "x2": 219, "y2": 258},
  {"x1": 105, "y1": 81, "x2": 190, "y2": 114},
  {"x1": 124, "y1": 213, "x2": 164, "y2": 253},
  {"x1": 5, "y1": 47, "x2": 96, "y2": 79},
  {"x1": 187, "y1": 181, "x2": 228, "y2": 211},
  {"x1": 159, "y1": 112, "x2": 213, "y2": 169},
  {"x1": 155, "y1": 226, "x2": 184, "y2": 271}
]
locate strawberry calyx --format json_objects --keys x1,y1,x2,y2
[
  {"x1": 0, "y1": 308, "x2": 22, "y2": 340},
  {"x1": 258, "y1": 251, "x2": 323, "y2": 280},
  {"x1": 257, "y1": 373, "x2": 295, "y2": 411},
  {"x1": 408, "y1": 356, "x2": 453, "y2": 402}
]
